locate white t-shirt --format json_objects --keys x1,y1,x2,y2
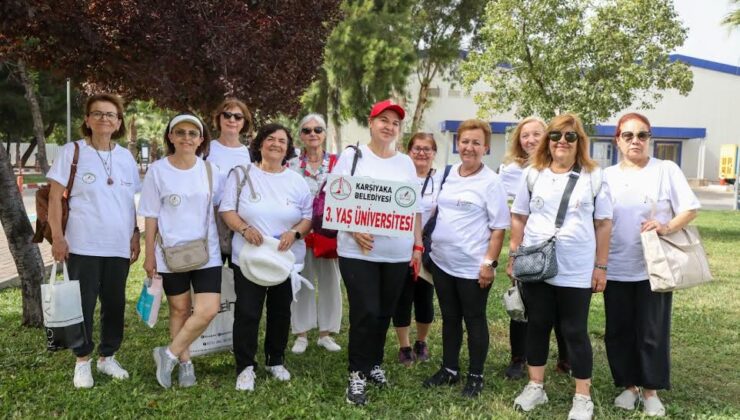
[
  {"x1": 206, "y1": 140, "x2": 251, "y2": 203},
  {"x1": 138, "y1": 158, "x2": 223, "y2": 273},
  {"x1": 46, "y1": 140, "x2": 141, "y2": 258},
  {"x1": 287, "y1": 152, "x2": 337, "y2": 197},
  {"x1": 511, "y1": 166, "x2": 613, "y2": 288},
  {"x1": 219, "y1": 165, "x2": 313, "y2": 267},
  {"x1": 604, "y1": 158, "x2": 700, "y2": 281},
  {"x1": 333, "y1": 145, "x2": 419, "y2": 263},
  {"x1": 499, "y1": 162, "x2": 524, "y2": 199},
  {"x1": 430, "y1": 164, "x2": 511, "y2": 279},
  {"x1": 418, "y1": 169, "x2": 444, "y2": 227}
]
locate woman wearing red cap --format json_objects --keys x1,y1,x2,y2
[{"x1": 334, "y1": 99, "x2": 423, "y2": 406}]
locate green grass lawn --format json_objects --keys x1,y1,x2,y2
[{"x1": 1, "y1": 211, "x2": 738, "y2": 419}]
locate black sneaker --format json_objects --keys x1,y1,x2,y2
[
  {"x1": 398, "y1": 346, "x2": 415, "y2": 367},
  {"x1": 345, "y1": 371, "x2": 367, "y2": 406},
  {"x1": 413, "y1": 340, "x2": 430, "y2": 362},
  {"x1": 423, "y1": 367, "x2": 461, "y2": 388},
  {"x1": 461, "y1": 373, "x2": 484, "y2": 398},
  {"x1": 368, "y1": 365, "x2": 387, "y2": 387},
  {"x1": 505, "y1": 358, "x2": 526, "y2": 380}
]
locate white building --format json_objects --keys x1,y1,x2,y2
[{"x1": 338, "y1": 55, "x2": 739, "y2": 183}]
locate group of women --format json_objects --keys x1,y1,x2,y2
[{"x1": 47, "y1": 94, "x2": 699, "y2": 420}]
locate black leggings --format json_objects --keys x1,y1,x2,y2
[
  {"x1": 432, "y1": 263, "x2": 491, "y2": 375},
  {"x1": 510, "y1": 315, "x2": 569, "y2": 362},
  {"x1": 521, "y1": 282, "x2": 592, "y2": 379},
  {"x1": 604, "y1": 280, "x2": 672, "y2": 390},
  {"x1": 339, "y1": 257, "x2": 408, "y2": 375},
  {"x1": 392, "y1": 270, "x2": 434, "y2": 327}
]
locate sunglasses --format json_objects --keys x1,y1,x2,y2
[
  {"x1": 548, "y1": 131, "x2": 579, "y2": 143},
  {"x1": 301, "y1": 127, "x2": 325, "y2": 135},
  {"x1": 620, "y1": 131, "x2": 651, "y2": 141},
  {"x1": 221, "y1": 111, "x2": 245, "y2": 121}
]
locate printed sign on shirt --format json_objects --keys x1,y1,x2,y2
[{"x1": 322, "y1": 174, "x2": 420, "y2": 238}]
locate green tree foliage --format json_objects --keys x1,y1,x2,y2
[
  {"x1": 461, "y1": 0, "x2": 694, "y2": 126},
  {"x1": 724, "y1": 0, "x2": 740, "y2": 27}
]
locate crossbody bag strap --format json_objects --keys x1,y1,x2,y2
[
  {"x1": 243, "y1": 164, "x2": 257, "y2": 201},
  {"x1": 228, "y1": 165, "x2": 249, "y2": 213},
  {"x1": 554, "y1": 164, "x2": 581, "y2": 229},
  {"x1": 425, "y1": 164, "x2": 453, "y2": 230},
  {"x1": 64, "y1": 141, "x2": 80, "y2": 199},
  {"x1": 349, "y1": 142, "x2": 362, "y2": 176},
  {"x1": 420, "y1": 167, "x2": 433, "y2": 196}
]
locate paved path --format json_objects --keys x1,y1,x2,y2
[{"x1": 1, "y1": 185, "x2": 736, "y2": 288}]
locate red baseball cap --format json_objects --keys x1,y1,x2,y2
[{"x1": 369, "y1": 99, "x2": 405, "y2": 120}]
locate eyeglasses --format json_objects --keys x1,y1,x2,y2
[
  {"x1": 548, "y1": 131, "x2": 579, "y2": 143},
  {"x1": 88, "y1": 111, "x2": 120, "y2": 121},
  {"x1": 620, "y1": 131, "x2": 651, "y2": 142},
  {"x1": 410, "y1": 146, "x2": 434, "y2": 154},
  {"x1": 173, "y1": 129, "x2": 201, "y2": 139},
  {"x1": 300, "y1": 127, "x2": 325, "y2": 135},
  {"x1": 221, "y1": 111, "x2": 245, "y2": 121}
]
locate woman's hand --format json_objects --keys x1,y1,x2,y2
[
  {"x1": 352, "y1": 232, "x2": 374, "y2": 253},
  {"x1": 591, "y1": 268, "x2": 607, "y2": 293},
  {"x1": 278, "y1": 231, "x2": 297, "y2": 251},
  {"x1": 478, "y1": 264, "x2": 495, "y2": 289},
  {"x1": 130, "y1": 230, "x2": 141, "y2": 264},
  {"x1": 241, "y1": 225, "x2": 264, "y2": 246},
  {"x1": 51, "y1": 236, "x2": 69, "y2": 262},
  {"x1": 640, "y1": 219, "x2": 670, "y2": 235},
  {"x1": 143, "y1": 254, "x2": 157, "y2": 279}
]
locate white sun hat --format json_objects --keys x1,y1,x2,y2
[{"x1": 238, "y1": 235, "x2": 295, "y2": 286}]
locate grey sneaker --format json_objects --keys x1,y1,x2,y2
[
  {"x1": 568, "y1": 394, "x2": 594, "y2": 420},
  {"x1": 614, "y1": 388, "x2": 640, "y2": 410},
  {"x1": 178, "y1": 361, "x2": 196, "y2": 388},
  {"x1": 514, "y1": 382, "x2": 548, "y2": 412},
  {"x1": 643, "y1": 395, "x2": 666, "y2": 417},
  {"x1": 153, "y1": 346, "x2": 178, "y2": 389}
]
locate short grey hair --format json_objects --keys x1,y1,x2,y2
[{"x1": 299, "y1": 113, "x2": 327, "y2": 130}]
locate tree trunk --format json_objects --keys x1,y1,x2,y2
[
  {"x1": 0, "y1": 143, "x2": 44, "y2": 327},
  {"x1": 411, "y1": 79, "x2": 431, "y2": 135},
  {"x1": 17, "y1": 59, "x2": 50, "y2": 174},
  {"x1": 20, "y1": 137, "x2": 36, "y2": 167}
]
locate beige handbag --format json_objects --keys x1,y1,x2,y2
[
  {"x1": 640, "y1": 160, "x2": 711, "y2": 292},
  {"x1": 640, "y1": 226, "x2": 712, "y2": 292},
  {"x1": 157, "y1": 162, "x2": 213, "y2": 273}
]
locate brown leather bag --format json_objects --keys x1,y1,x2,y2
[{"x1": 32, "y1": 142, "x2": 80, "y2": 244}]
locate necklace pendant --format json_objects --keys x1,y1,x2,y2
[{"x1": 107, "y1": 177, "x2": 114, "y2": 185}]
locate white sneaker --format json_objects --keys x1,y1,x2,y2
[
  {"x1": 317, "y1": 336, "x2": 341, "y2": 352},
  {"x1": 266, "y1": 364, "x2": 291, "y2": 381},
  {"x1": 644, "y1": 395, "x2": 666, "y2": 417},
  {"x1": 74, "y1": 360, "x2": 94, "y2": 389},
  {"x1": 514, "y1": 382, "x2": 548, "y2": 412},
  {"x1": 291, "y1": 336, "x2": 308, "y2": 354},
  {"x1": 97, "y1": 355, "x2": 130, "y2": 380},
  {"x1": 568, "y1": 394, "x2": 594, "y2": 420},
  {"x1": 235, "y1": 366, "x2": 256, "y2": 391},
  {"x1": 614, "y1": 388, "x2": 640, "y2": 410}
]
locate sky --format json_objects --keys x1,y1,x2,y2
[{"x1": 673, "y1": 0, "x2": 740, "y2": 66}]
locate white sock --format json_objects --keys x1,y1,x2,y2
[
  {"x1": 445, "y1": 367, "x2": 458, "y2": 375},
  {"x1": 180, "y1": 360, "x2": 192, "y2": 366},
  {"x1": 575, "y1": 393, "x2": 592, "y2": 400},
  {"x1": 165, "y1": 347, "x2": 177, "y2": 360}
]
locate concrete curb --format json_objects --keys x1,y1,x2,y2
[{"x1": 0, "y1": 263, "x2": 54, "y2": 291}]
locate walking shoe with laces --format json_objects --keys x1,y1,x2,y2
[
  {"x1": 317, "y1": 335, "x2": 341, "y2": 352},
  {"x1": 235, "y1": 366, "x2": 256, "y2": 391},
  {"x1": 368, "y1": 365, "x2": 387, "y2": 387},
  {"x1": 461, "y1": 373, "x2": 484, "y2": 398},
  {"x1": 74, "y1": 360, "x2": 94, "y2": 389},
  {"x1": 423, "y1": 367, "x2": 461, "y2": 388},
  {"x1": 97, "y1": 355, "x2": 129, "y2": 380},
  {"x1": 643, "y1": 395, "x2": 666, "y2": 417},
  {"x1": 178, "y1": 361, "x2": 196, "y2": 387},
  {"x1": 413, "y1": 340, "x2": 430, "y2": 362},
  {"x1": 266, "y1": 364, "x2": 291, "y2": 381},
  {"x1": 614, "y1": 388, "x2": 640, "y2": 410},
  {"x1": 398, "y1": 346, "x2": 415, "y2": 367},
  {"x1": 514, "y1": 381, "x2": 548, "y2": 412},
  {"x1": 568, "y1": 394, "x2": 594, "y2": 420},
  {"x1": 345, "y1": 371, "x2": 367, "y2": 406},
  {"x1": 504, "y1": 357, "x2": 526, "y2": 380},
  {"x1": 291, "y1": 336, "x2": 308, "y2": 354},
  {"x1": 153, "y1": 346, "x2": 178, "y2": 389}
]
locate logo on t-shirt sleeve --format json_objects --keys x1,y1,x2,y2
[{"x1": 168, "y1": 194, "x2": 182, "y2": 207}]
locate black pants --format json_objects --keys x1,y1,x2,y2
[
  {"x1": 392, "y1": 271, "x2": 435, "y2": 327},
  {"x1": 339, "y1": 257, "x2": 408, "y2": 375},
  {"x1": 510, "y1": 315, "x2": 569, "y2": 362},
  {"x1": 232, "y1": 265, "x2": 293, "y2": 374},
  {"x1": 521, "y1": 282, "x2": 592, "y2": 379},
  {"x1": 67, "y1": 254, "x2": 130, "y2": 358},
  {"x1": 432, "y1": 263, "x2": 491, "y2": 375},
  {"x1": 604, "y1": 280, "x2": 672, "y2": 390}
]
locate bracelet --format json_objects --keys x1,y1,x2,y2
[
  {"x1": 240, "y1": 225, "x2": 249, "y2": 236},
  {"x1": 413, "y1": 244, "x2": 424, "y2": 253},
  {"x1": 594, "y1": 264, "x2": 608, "y2": 271}
]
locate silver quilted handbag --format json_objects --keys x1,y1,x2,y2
[{"x1": 511, "y1": 237, "x2": 558, "y2": 283}]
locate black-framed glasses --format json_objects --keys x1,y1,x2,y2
[
  {"x1": 301, "y1": 127, "x2": 325, "y2": 135},
  {"x1": 620, "y1": 131, "x2": 651, "y2": 141},
  {"x1": 548, "y1": 131, "x2": 579, "y2": 143},
  {"x1": 410, "y1": 146, "x2": 434, "y2": 154},
  {"x1": 221, "y1": 111, "x2": 245, "y2": 121},
  {"x1": 88, "y1": 111, "x2": 120, "y2": 121}
]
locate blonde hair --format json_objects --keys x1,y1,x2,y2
[
  {"x1": 531, "y1": 113, "x2": 597, "y2": 172},
  {"x1": 503, "y1": 116, "x2": 546, "y2": 166},
  {"x1": 457, "y1": 119, "x2": 492, "y2": 147}
]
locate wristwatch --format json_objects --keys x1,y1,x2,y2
[
  {"x1": 482, "y1": 259, "x2": 498, "y2": 268},
  {"x1": 290, "y1": 229, "x2": 302, "y2": 240}
]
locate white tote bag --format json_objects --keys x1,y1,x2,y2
[
  {"x1": 41, "y1": 263, "x2": 84, "y2": 328},
  {"x1": 189, "y1": 266, "x2": 236, "y2": 357},
  {"x1": 641, "y1": 226, "x2": 712, "y2": 292}
]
